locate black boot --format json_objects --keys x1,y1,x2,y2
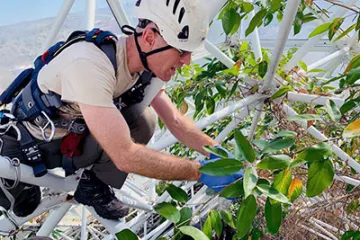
[{"x1": 74, "y1": 170, "x2": 129, "y2": 220}]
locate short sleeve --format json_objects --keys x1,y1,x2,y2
[{"x1": 60, "y1": 58, "x2": 116, "y2": 108}]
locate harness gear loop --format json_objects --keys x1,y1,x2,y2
[{"x1": 36, "y1": 111, "x2": 55, "y2": 142}]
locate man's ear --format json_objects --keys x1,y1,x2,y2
[{"x1": 142, "y1": 28, "x2": 156, "y2": 49}]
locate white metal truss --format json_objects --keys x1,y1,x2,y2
[{"x1": 0, "y1": 0, "x2": 359, "y2": 239}]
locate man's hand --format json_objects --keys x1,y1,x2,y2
[{"x1": 199, "y1": 146, "x2": 243, "y2": 193}]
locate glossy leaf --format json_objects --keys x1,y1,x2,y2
[
  {"x1": 203, "y1": 215, "x2": 212, "y2": 239},
  {"x1": 306, "y1": 159, "x2": 335, "y2": 197},
  {"x1": 203, "y1": 145, "x2": 229, "y2": 159},
  {"x1": 273, "y1": 169, "x2": 292, "y2": 196},
  {"x1": 288, "y1": 114, "x2": 322, "y2": 121},
  {"x1": 275, "y1": 130, "x2": 297, "y2": 138},
  {"x1": 115, "y1": 229, "x2": 138, "y2": 240},
  {"x1": 241, "y1": 2, "x2": 254, "y2": 13},
  {"x1": 308, "y1": 22, "x2": 332, "y2": 38},
  {"x1": 270, "y1": 0, "x2": 282, "y2": 12},
  {"x1": 258, "y1": 61, "x2": 268, "y2": 78},
  {"x1": 210, "y1": 211, "x2": 223, "y2": 238},
  {"x1": 220, "y1": 180, "x2": 244, "y2": 198},
  {"x1": 298, "y1": 61, "x2": 308, "y2": 71},
  {"x1": 154, "y1": 202, "x2": 181, "y2": 223},
  {"x1": 215, "y1": 81, "x2": 227, "y2": 97},
  {"x1": 236, "y1": 195, "x2": 257, "y2": 238},
  {"x1": 262, "y1": 137, "x2": 295, "y2": 153},
  {"x1": 244, "y1": 167, "x2": 258, "y2": 198},
  {"x1": 287, "y1": 178, "x2": 303, "y2": 202},
  {"x1": 253, "y1": 139, "x2": 268, "y2": 151},
  {"x1": 165, "y1": 184, "x2": 189, "y2": 203},
  {"x1": 334, "y1": 23, "x2": 356, "y2": 42},
  {"x1": 265, "y1": 198, "x2": 282, "y2": 234},
  {"x1": 220, "y1": 210, "x2": 235, "y2": 229},
  {"x1": 178, "y1": 207, "x2": 192, "y2": 227},
  {"x1": 256, "y1": 184, "x2": 291, "y2": 204},
  {"x1": 340, "y1": 97, "x2": 360, "y2": 115},
  {"x1": 271, "y1": 86, "x2": 292, "y2": 100},
  {"x1": 345, "y1": 67, "x2": 360, "y2": 85},
  {"x1": 356, "y1": 14, "x2": 360, "y2": 30},
  {"x1": 343, "y1": 119, "x2": 360, "y2": 138},
  {"x1": 206, "y1": 96, "x2": 215, "y2": 115},
  {"x1": 264, "y1": 12, "x2": 273, "y2": 26},
  {"x1": 222, "y1": 8, "x2": 238, "y2": 35},
  {"x1": 297, "y1": 143, "x2": 332, "y2": 163},
  {"x1": 344, "y1": 55, "x2": 360, "y2": 74},
  {"x1": 179, "y1": 226, "x2": 210, "y2": 240},
  {"x1": 245, "y1": 9, "x2": 267, "y2": 37},
  {"x1": 199, "y1": 159, "x2": 243, "y2": 176},
  {"x1": 325, "y1": 99, "x2": 341, "y2": 122},
  {"x1": 257, "y1": 155, "x2": 291, "y2": 170},
  {"x1": 234, "y1": 130, "x2": 256, "y2": 163},
  {"x1": 230, "y1": 12, "x2": 242, "y2": 35},
  {"x1": 328, "y1": 17, "x2": 344, "y2": 41}
]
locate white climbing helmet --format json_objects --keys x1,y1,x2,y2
[{"x1": 133, "y1": 0, "x2": 211, "y2": 52}]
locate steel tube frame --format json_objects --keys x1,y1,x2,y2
[
  {"x1": 41, "y1": 0, "x2": 75, "y2": 52},
  {"x1": 84, "y1": 0, "x2": 96, "y2": 30},
  {"x1": 287, "y1": 92, "x2": 344, "y2": 107},
  {"x1": 307, "y1": 48, "x2": 347, "y2": 71}
]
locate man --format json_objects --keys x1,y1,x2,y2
[{"x1": 0, "y1": 0, "x2": 242, "y2": 220}]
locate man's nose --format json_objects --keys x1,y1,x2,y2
[{"x1": 180, "y1": 53, "x2": 191, "y2": 65}]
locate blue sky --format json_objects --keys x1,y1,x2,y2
[{"x1": 0, "y1": 0, "x2": 109, "y2": 26}]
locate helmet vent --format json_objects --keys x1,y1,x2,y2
[
  {"x1": 173, "y1": 0, "x2": 181, "y2": 14},
  {"x1": 135, "y1": 0, "x2": 142, "y2": 6},
  {"x1": 178, "y1": 25, "x2": 189, "y2": 40},
  {"x1": 166, "y1": 0, "x2": 170, "y2": 6},
  {"x1": 178, "y1": 7, "x2": 185, "y2": 23}
]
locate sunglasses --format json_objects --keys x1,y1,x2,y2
[{"x1": 151, "y1": 28, "x2": 192, "y2": 57}]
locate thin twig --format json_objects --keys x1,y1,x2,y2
[{"x1": 323, "y1": 0, "x2": 360, "y2": 13}]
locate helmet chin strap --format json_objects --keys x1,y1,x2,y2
[{"x1": 121, "y1": 25, "x2": 173, "y2": 72}]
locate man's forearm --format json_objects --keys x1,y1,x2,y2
[{"x1": 167, "y1": 115, "x2": 218, "y2": 156}]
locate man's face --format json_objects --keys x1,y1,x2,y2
[{"x1": 143, "y1": 27, "x2": 192, "y2": 82}]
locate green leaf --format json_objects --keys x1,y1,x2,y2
[
  {"x1": 289, "y1": 158, "x2": 306, "y2": 169},
  {"x1": 306, "y1": 159, "x2": 335, "y2": 197},
  {"x1": 241, "y1": 2, "x2": 254, "y2": 13},
  {"x1": 262, "y1": 137, "x2": 296, "y2": 153},
  {"x1": 220, "y1": 210, "x2": 236, "y2": 229},
  {"x1": 287, "y1": 178, "x2": 303, "y2": 202},
  {"x1": 325, "y1": 99, "x2": 341, "y2": 122},
  {"x1": 298, "y1": 61, "x2": 308, "y2": 71},
  {"x1": 294, "y1": 19, "x2": 302, "y2": 35},
  {"x1": 271, "y1": 86, "x2": 292, "y2": 100},
  {"x1": 257, "y1": 155, "x2": 291, "y2": 170},
  {"x1": 230, "y1": 12, "x2": 242, "y2": 35},
  {"x1": 179, "y1": 226, "x2": 210, "y2": 240},
  {"x1": 203, "y1": 145, "x2": 229, "y2": 158},
  {"x1": 308, "y1": 22, "x2": 332, "y2": 38},
  {"x1": 220, "y1": 181, "x2": 244, "y2": 198},
  {"x1": 256, "y1": 184, "x2": 291, "y2": 204},
  {"x1": 203, "y1": 215, "x2": 212, "y2": 239},
  {"x1": 234, "y1": 130, "x2": 256, "y2": 163},
  {"x1": 273, "y1": 169, "x2": 292, "y2": 196},
  {"x1": 210, "y1": 211, "x2": 223, "y2": 238},
  {"x1": 206, "y1": 96, "x2": 215, "y2": 115},
  {"x1": 244, "y1": 167, "x2": 258, "y2": 198},
  {"x1": 328, "y1": 17, "x2": 344, "y2": 41},
  {"x1": 258, "y1": 61, "x2": 268, "y2": 78},
  {"x1": 222, "y1": 8, "x2": 238, "y2": 35},
  {"x1": 215, "y1": 81, "x2": 227, "y2": 97},
  {"x1": 345, "y1": 55, "x2": 360, "y2": 74},
  {"x1": 264, "y1": 12, "x2": 273, "y2": 26},
  {"x1": 270, "y1": 0, "x2": 282, "y2": 13},
  {"x1": 308, "y1": 68, "x2": 326, "y2": 73},
  {"x1": 165, "y1": 184, "x2": 189, "y2": 203},
  {"x1": 154, "y1": 202, "x2": 181, "y2": 223},
  {"x1": 346, "y1": 199, "x2": 359, "y2": 214},
  {"x1": 178, "y1": 207, "x2": 192, "y2": 227},
  {"x1": 345, "y1": 67, "x2": 360, "y2": 85},
  {"x1": 199, "y1": 159, "x2": 243, "y2": 176},
  {"x1": 253, "y1": 139, "x2": 268, "y2": 151},
  {"x1": 245, "y1": 8, "x2": 267, "y2": 37},
  {"x1": 334, "y1": 24, "x2": 356, "y2": 42},
  {"x1": 115, "y1": 229, "x2": 138, "y2": 240},
  {"x1": 277, "y1": 11, "x2": 283, "y2": 22},
  {"x1": 297, "y1": 143, "x2": 332, "y2": 163},
  {"x1": 287, "y1": 114, "x2": 322, "y2": 121},
  {"x1": 343, "y1": 119, "x2": 360, "y2": 138},
  {"x1": 340, "y1": 97, "x2": 360, "y2": 115},
  {"x1": 265, "y1": 198, "x2": 282, "y2": 234},
  {"x1": 236, "y1": 195, "x2": 257, "y2": 238},
  {"x1": 275, "y1": 130, "x2": 297, "y2": 138},
  {"x1": 356, "y1": 14, "x2": 360, "y2": 31},
  {"x1": 228, "y1": 81, "x2": 239, "y2": 98}
]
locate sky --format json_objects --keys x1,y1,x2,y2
[{"x1": 0, "y1": 0, "x2": 111, "y2": 26}]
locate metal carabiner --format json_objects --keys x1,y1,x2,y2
[{"x1": 39, "y1": 111, "x2": 55, "y2": 142}]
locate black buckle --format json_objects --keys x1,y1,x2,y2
[{"x1": 22, "y1": 145, "x2": 42, "y2": 163}]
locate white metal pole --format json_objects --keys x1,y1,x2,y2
[
  {"x1": 149, "y1": 94, "x2": 265, "y2": 150},
  {"x1": 81, "y1": 206, "x2": 88, "y2": 240},
  {"x1": 106, "y1": 0, "x2": 132, "y2": 27},
  {"x1": 36, "y1": 202, "x2": 72, "y2": 237},
  {"x1": 84, "y1": 0, "x2": 96, "y2": 30},
  {"x1": 243, "y1": 0, "x2": 262, "y2": 61},
  {"x1": 307, "y1": 48, "x2": 347, "y2": 71},
  {"x1": 204, "y1": 40, "x2": 234, "y2": 68},
  {"x1": 248, "y1": 0, "x2": 301, "y2": 140},
  {"x1": 287, "y1": 92, "x2": 344, "y2": 107},
  {"x1": 41, "y1": 0, "x2": 75, "y2": 52},
  {"x1": 283, "y1": 104, "x2": 360, "y2": 173}
]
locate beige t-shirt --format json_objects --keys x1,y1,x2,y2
[{"x1": 24, "y1": 37, "x2": 140, "y2": 139}]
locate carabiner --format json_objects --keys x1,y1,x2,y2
[{"x1": 39, "y1": 111, "x2": 55, "y2": 142}]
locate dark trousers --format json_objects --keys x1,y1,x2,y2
[{"x1": 0, "y1": 104, "x2": 157, "y2": 190}]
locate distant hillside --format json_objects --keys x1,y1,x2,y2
[{"x1": 0, "y1": 8, "x2": 122, "y2": 89}]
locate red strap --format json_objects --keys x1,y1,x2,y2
[
  {"x1": 61, "y1": 132, "x2": 87, "y2": 158},
  {"x1": 41, "y1": 50, "x2": 50, "y2": 63}
]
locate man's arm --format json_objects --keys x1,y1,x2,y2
[
  {"x1": 79, "y1": 103, "x2": 201, "y2": 181},
  {"x1": 151, "y1": 90, "x2": 218, "y2": 157}
]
